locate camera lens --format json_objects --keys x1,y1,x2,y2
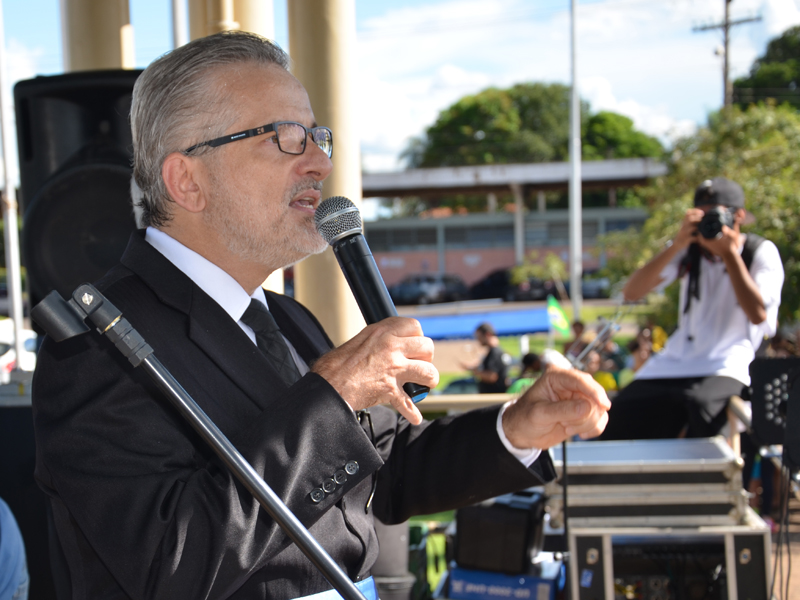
[{"x1": 698, "y1": 207, "x2": 733, "y2": 239}]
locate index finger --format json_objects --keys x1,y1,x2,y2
[{"x1": 541, "y1": 367, "x2": 611, "y2": 410}]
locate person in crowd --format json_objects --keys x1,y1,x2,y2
[
  {"x1": 584, "y1": 350, "x2": 618, "y2": 393},
  {"x1": 507, "y1": 353, "x2": 542, "y2": 395},
  {"x1": 562, "y1": 320, "x2": 585, "y2": 357},
  {"x1": 599, "y1": 337, "x2": 626, "y2": 373},
  {"x1": 31, "y1": 31, "x2": 610, "y2": 600},
  {"x1": 600, "y1": 177, "x2": 784, "y2": 440},
  {"x1": 464, "y1": 322, "x2": 512, "y2": 393},
  {"x1": 616, "y1": 338, "x2": 652, "y2": 389},
  {"x1": 0, "y1": 497, "x2": 28, "y2": 600}
]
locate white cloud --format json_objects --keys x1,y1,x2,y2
[
  {"x1": 355, "y1": 0, "x2": 800, "y2": 172},
  {"x1": 581, "y1": 76, "x2": 697, "y2": 144},
  {"x1": 760, "y1": 0, "x2": 800, "y2": 36}
]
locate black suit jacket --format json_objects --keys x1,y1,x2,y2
[{"x1": 32, "y1": 231, "x2": 555, "y2": 600}]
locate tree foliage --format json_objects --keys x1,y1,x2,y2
[
  {"x1": 601, "y1": 103, "x2": 800, "y2": 325},
  {"x1": 404, "y1": 83, "x2": 663, "y2": 169},
  {"x1": 734, "y1": 25, "x2": 800, "y2": 109},
  {"x1": 583, "y1": 111, "x2": 664, "y2": 160}
]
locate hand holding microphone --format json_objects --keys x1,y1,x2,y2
[{"x1": 310, "y1": 197, "x2": 436, "y2": 424}]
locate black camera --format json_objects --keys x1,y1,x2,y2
[{"x1": 697, "y1": 206, "x2": 734, "y2": 239}]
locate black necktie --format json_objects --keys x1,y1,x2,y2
[{"x1": 240, "y1": 299, "x2": 301, "y2": 386}]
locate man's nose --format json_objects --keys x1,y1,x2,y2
[{"x1": 302, "y1": 142, "x2": 333, "y2": 180}]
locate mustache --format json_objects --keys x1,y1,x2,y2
[{"x1": 288, "y1": 178, "x2": 323, "y2": 199}]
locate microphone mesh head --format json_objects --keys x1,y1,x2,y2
[{"x1": 315, "y1": 196, "x2": 362, "y2": 245}]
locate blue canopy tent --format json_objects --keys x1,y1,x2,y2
[{"x1": 414, "y1": 307, "x2": 550, "y2": 340}]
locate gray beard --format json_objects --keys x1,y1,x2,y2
[{"x1": 204, "y1": 177, "x2": 328, "y2": 270}]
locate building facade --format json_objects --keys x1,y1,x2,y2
[{"x1": 364, "y1": 207, "x2": 647, "y2": 287}]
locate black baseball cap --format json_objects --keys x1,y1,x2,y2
[{"x1": 694, "y1": 177, "x2": 745, "y2": 209}]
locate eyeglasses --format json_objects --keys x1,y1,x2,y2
[{"x1": 183, "y1": 121, "x2": 333, "y2": 158}]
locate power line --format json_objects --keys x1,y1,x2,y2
[{"x1": 692, "y1": 0, "x2": 761, "y2": 107}]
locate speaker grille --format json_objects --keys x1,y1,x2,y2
[
  {"x1": 23, "y1": 163, "x2": 136, "y2": 303},
  {"x1": 315, "y1": 196, "x2": 362, "y2": 245}
]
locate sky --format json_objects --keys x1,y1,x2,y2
[{"x1": 3, "y1": 0, "x2": 800, "y2": 178}]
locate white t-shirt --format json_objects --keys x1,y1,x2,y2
[{"x1": 636, "y1": 235, "x2": 784, "y2": 386}]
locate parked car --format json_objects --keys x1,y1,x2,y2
[
  {"x1": 388, "y1": 273, "x2": 468, "y2": 305},
  {"x1": 0, "y1": 320, "x2": 38, "y2": 383},
  {"x1": 563, "y1": 270, "x2": 611, "y2": 299},
  {"x1": 469, "y1": 269, "x2": 553, "y2": 302}
]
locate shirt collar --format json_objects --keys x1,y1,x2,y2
[{"x1": 144, "y1": 227, "x2": 268, "y2": 322}]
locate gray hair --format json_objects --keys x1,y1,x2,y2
[{"x1": 130, "y1": 31, "x2": 291, "y2": 228}]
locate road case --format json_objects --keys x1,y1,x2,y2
[
  {"x1": 568, "y1": 509, "x2": 771, "y2": 600},
  {"x1": 546, "y1": 438, "x2": 747, "y2": 528}
]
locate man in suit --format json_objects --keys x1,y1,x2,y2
[{"x1": 32, "y1": 31, "x2": 609, "y2": 600}]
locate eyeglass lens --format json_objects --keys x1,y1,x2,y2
[{"x1": 277, "y1": 123, "x2": 332, "y2": 158}]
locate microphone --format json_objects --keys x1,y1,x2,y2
[{"x1": 315, "y1": 196, "x2": 429, "y2": 403}]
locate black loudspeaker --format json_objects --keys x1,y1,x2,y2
[
  {"x1": 783, "y1": 366, "x2": 800, "y2": 470},
  {"x1": 455, "y1": 489, "x2": 545, "y2": 575},
  {"x1": 14, "y1": 70, "x2": 142, "y2": 305},
  {"x1": 748, "y1": 357, "x2": 800, "y2": 446}
]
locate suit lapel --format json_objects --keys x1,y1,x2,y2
[
  {"x1": 119, "y1": 231, "x2": 289, "y2": 411},
  {"x1": 186, "y1": 291, "x2": 290, "y2": 410}
]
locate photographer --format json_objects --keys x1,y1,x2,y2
[{"x1": 600, "y1": 177, "x2": 784, "y2": 440}]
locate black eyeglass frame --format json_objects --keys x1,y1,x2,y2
[{"x1": 183, "y1": 121, "x2": 333, "y2": 158}]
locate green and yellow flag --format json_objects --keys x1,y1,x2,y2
[{"x1": 547, "y1": 295, "x2": 570, "y2": 337}]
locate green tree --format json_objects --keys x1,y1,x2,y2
[
  {"x1": 404, "y1": 83, "x2": 582, "y2": 168},
  {"x1": 398, "y1": 83, "x2": 663, "y2": 216},
  {"x1": 583, "y1": 111, "x2": 663, "y2": 160},
  {"x1": 601, "y1": 103, "x2": 800, "y2": 325},
  {"x1": 734, "y1": 25, "x2": 800, "y2": 109},
  {"x1": 405, "y1": 83, "x2": 662, "y2": 169}
]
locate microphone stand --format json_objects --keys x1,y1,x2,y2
[{"x1": 32, "y1": 284, "x2": 367, "y2": 600}]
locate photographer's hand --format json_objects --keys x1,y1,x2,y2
[
  {"x1": 697, "y1": 224, "x2": 766, "y2": 324},
  {"x1": 674, "y1": 208, "x2": 704, "y2": 251},
  {"x1": 622, "y1": 207, "x2": 703, "y2": 302},
  {"x1": 696, "y1": 223, "x2": 738, "y2": 258}
]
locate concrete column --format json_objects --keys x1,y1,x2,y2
[
  {"x1": 288, "y1": 0, "x2": 364, "y2": 344},
  {"x1": 206, "y1": 0, "x2": 239, "y2": 34},
  {"x1": 537, "y1": 190, "x2": 546, "y2": 213},
  {"x1": 188, "y1": 1, "x2": 273, "y2": 41},
  {"x1": 234, "y1": 0, "x2": 274, "y2": 39},
  {"x1": 188, "y1": 0, "x2": 247, "y2": 38},
  {"x1": 487, "y1": 192, "x2": 497, "y2": 213},
  {"x1": 61, "y1": 0, "x2": 134, "y2": 71},
  {"x1": 511, "y1": 183, "x2": 525, "y2": 265},
  {"x1": 437, "y1": 222, "x2": 446, "y2": 274},
  {"x1": 188, "y1": 0, "x2": 206, "y2": 39},
  {"x1": 172, "y1": 0, "x2": 189, "y2": 48}
]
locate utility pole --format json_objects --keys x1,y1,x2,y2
[
  {"x1": 693, "y1": 0, "x2": 761, "y2": 107},
  {"x1": 568, "y1": 0, "x2": 583, "y2": 321}
]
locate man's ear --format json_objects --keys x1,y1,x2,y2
[{"x1": 162, "y1": 152, "x2": 205, "y2": 213}]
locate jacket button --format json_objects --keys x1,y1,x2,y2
[
  {"x1": 334, "y1": 470, "x2": 348, "y2": 485},
  {"x1": 322, "y1": 478, "x2": 336, "y2": 494},
  {"x1": 310, "y1": 488, "x2": 325, "y2": 503},
  {"x1": 345, "y1": 461, "x2": 359, "y2": 475}
]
